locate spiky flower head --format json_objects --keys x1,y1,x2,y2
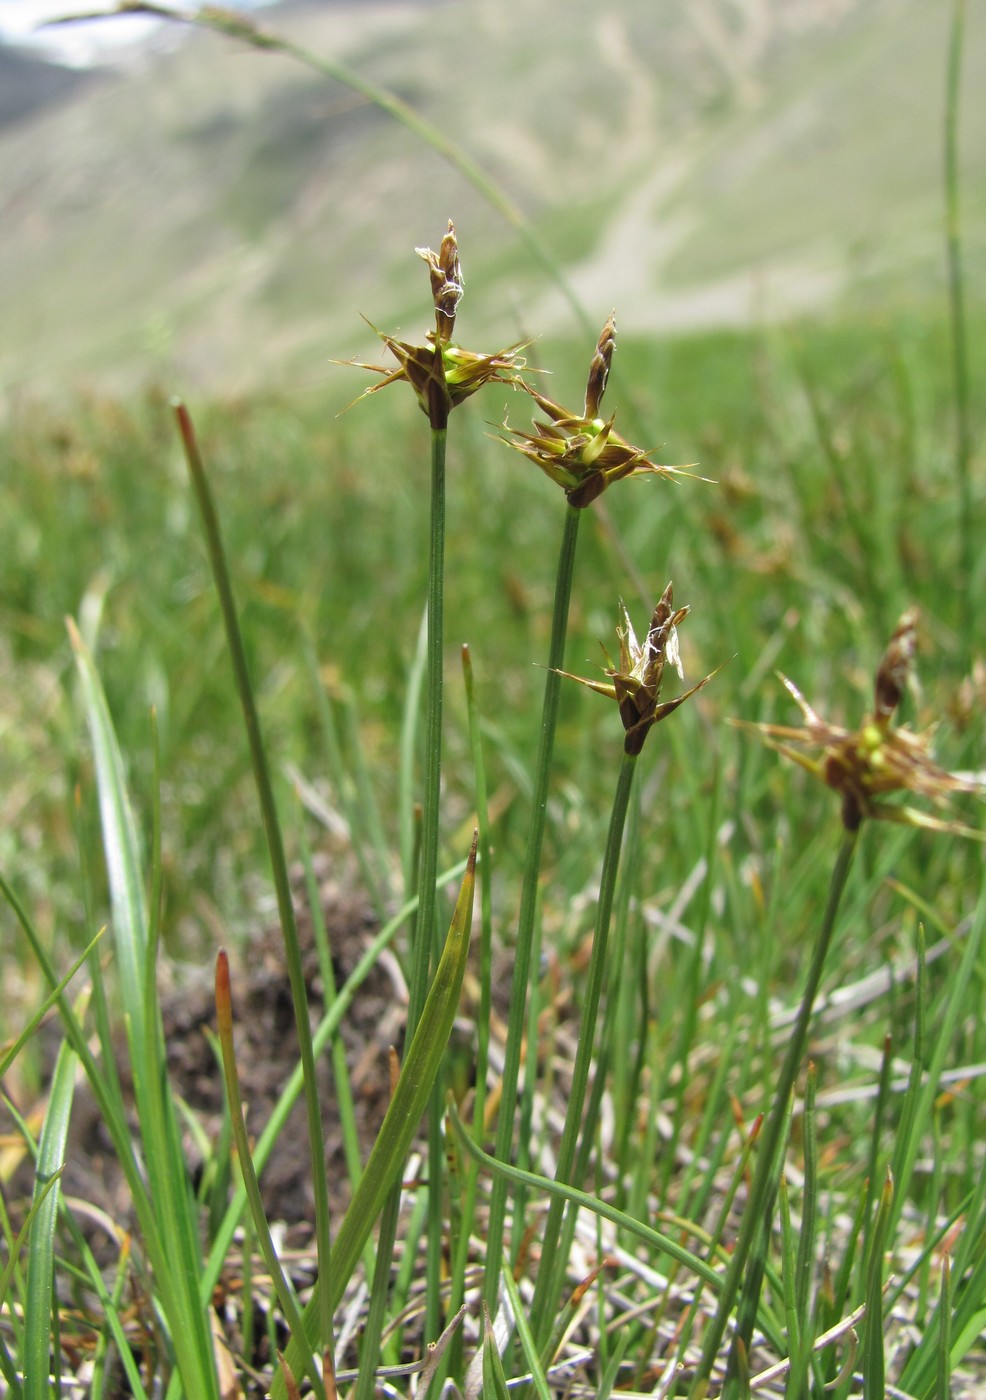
[
  {"x1": 416, "y1": 220, "x2": 463, "y2": 344},
  {"x1": 342, "y1": 221, "x2": 528, "y2": 429},
  {"x1": 746, "y1": 611, "x2": 984, "y2": 836},
  {"x1": 501, "y1": 314, "x2": 694, "y2": 508},
  {"x1": 557, "y1": 583, "x2": 718, "y2": 755}
]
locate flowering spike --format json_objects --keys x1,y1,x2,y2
[
  {"x1": 337, "y1": 227, "x2": 530, "y2": 431},
  {"x1": 500, "y1": 316, "x2": 698, "y2": 508},
  {"x1": 873, "y1": 609, "x2": 916, "y2": 727},
  {"x1": 555, "y1": 583, "x2": 719, "y2": 755},
  {"x1": 583, "y1": 311, "x2": 616, "y2": 419},
  {"x1": 416, "y1": 219, "x2": 463, "y2": 344},
  {"x1": 741, "y1": 609, "x2": 984, "y2": 837}
]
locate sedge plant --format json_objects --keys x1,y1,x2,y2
[
  {"x1": 4, "y1": 199, "x2": 985, "y2": 1398},
  {"x1": 691, "y1": 610, "x2": 985, "y2": 1398}
]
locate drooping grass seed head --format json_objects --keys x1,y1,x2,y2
[
  {"x1": 501, "y1": 314, "x2": 695, "y2": 508},
  {"x1": 340, "y1": 221, "x2": 529, "y2": 429},
  {"x1": 745, "y1": 611, "x2": 984, "y2": 836},
  {"x1": 556, "y1": 583, "x2": 719, "y2": 755}
]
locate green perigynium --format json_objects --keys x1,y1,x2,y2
[{"x1": 501, "y1": 313, "x2": 695, "y2": 507}]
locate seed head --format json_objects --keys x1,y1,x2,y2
[
  {"x1": 501, "y1": 314, "x2": 695, "y2": 508},
  {"x1": 744, "y1": 611, "x2": 984, "y2": 836},
  {"x1": 339, "y1": 221, "x2": 528, "y2": 428},
  {"x1": 556, "y1": 583, "x2": 719, "y2": 755}
]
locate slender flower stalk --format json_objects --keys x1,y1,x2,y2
[
  {"x1": 342, "y1": 222, "x2": 525, "y2": 1360},
  {"x1": 483, "y1": 314, "x2": 674, "y2": 1308},
  {"x1": 525, "y1": 588, "x2": 716, "y2": 1348},
  {"x1": 693, "y1": 611, "x2": 982, "y2": 1396},
  {"x1": 481, "y1": 501, "x2": 581, "y2": 1312},
  {"x1": 483, "y1": 321, "x2": 699, "y2": 1313}
]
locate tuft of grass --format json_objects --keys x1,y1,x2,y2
[{"x1": 1, "y1": 12, "x2": 983, "y2": 1393}]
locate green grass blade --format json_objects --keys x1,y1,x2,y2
[
  {"x1": 482, "y1": 1304, "x2": 513, "y2": 1400},
  {"x1": 174, "y1": 398, "x2": 334, "y2": 1356},
  {"x1": 937, "y1": 1254, "x2": 952, "y2": 1400},
  {"x1": 67, "y1": 618, "x2": 148, "y2": 1060},
  {"x1": 214, "y1": 949, "x2": 325, "y2": 1400},
  {"x1": 861, "y1": 1168, "x2": 893, "y2": 1399},
  {"x1": 23, "y1": 1040, "x2": 76, "y2": 1400},
  {"x1": 500, "y1": 1261, "x2": 552, "y2": 1400},
  {"x1": 69, "y1": 620, "x2": 219, "y2": 1399},
  {"x1": 0, "y1": 930, "x2": 102, "y2": 1081},
  {"x1": 450, "y1": 1098, "x2": 728, "y2": 1294},
  {"x1": 272, "y1": 833, "x2": 477, "y2": 1397}
]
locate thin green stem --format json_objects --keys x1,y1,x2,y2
[
  {"x1": 173, "y1": 401, "x2": 334, "y2": 1360},
  {"x1": 422, "y1": 426, "x2": 448, "y2": 1349},
  {"x1": 529, "y1": 749, "x2": 638, "y2": 1349},
  {"x1": 944, "y1": 0, "x2": 973, "y2": 649},
  {"x1": 409, "y1": 425, "x2": 448, "y2": 1026},
  {"x1": 483, "y1": 503, "x2": 581, "y2": 1312},
  {"x1": 358, "y1": 426, "x2": 448, "y2": 1375},
  {"x1": 691, "y1": 823, "x2": 858, "y2": 1397}
]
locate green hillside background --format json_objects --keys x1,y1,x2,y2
[{"x1": 3, "y1": 0, "x2": 984, "y2": 402}]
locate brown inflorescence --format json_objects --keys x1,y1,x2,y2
[
  {"x1": 501, "y1": 314, "x2": 696, "y2": 509},
  {"x1": 556, "y1": 583, "x2": 719, "y2": 755},
  {"x1": 746, "y1": 611, "x2": 984, "y2": 835}
]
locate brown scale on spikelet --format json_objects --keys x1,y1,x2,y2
[
  {"x1": 500, "y1": 314, "x2": 699, "y2": 508},
  {"x1": 746, "y1": 611, "x2": 984, "y2": 835},
  {"x1": 556, "y1": 583, "x2": 720, "y2": 755}
]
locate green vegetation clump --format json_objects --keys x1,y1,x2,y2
[{"x1": 1, "y1": 5, "x2": 984, "y2": 1396}]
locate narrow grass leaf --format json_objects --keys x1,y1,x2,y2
[
  {"x1": 500, "y1": 1254, "x2": 552, "y2": 1400},
  {"x1": 214, "y1": 949, "x2": 325, "y2": 1400},
  {"x1": 23, "y1": 1040, "x2": 76, "y2": 1400},
  {"x1": 937, "y1": 1254, "x2": 952, "y2": 1400},
  {"x1": 861, "y1": 1167, "x2": 893, "y2": 1400},
  {"x1": 175, "y1": 399, "x2": 334, "y2": 1359},
  {"x1": 0, "y1": 931, "x2": 102, "y2": 1082},
  {"x1": 67, "y1": 623, "x2": 220, "y2": 1399},
  {"x1": 273, "y1": 833, "x2": 477, "y2": 1397},
  {"x1": 482, "y1": 1305, "x2": 513, "y2": 1400}
]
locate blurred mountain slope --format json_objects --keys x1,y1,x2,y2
[{"x1": 1, "y1": 0, "x2": 983, "y2": 398}]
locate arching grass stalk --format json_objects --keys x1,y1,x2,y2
[
  {"x1": 524, "y1": 586, "x2": 717, "y2": 1351},
  {"x1": 63, "y1": 1, "x2": 592, "y2": 337},
  {"x1": 944, "y1": 0, "x2": 973, "y2": 649}
]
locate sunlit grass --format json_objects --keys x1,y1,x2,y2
[{"x1": 1, "y1": 292, "x2": 983, "y2": 1394}]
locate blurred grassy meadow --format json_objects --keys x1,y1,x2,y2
[{"x1": 1, "y1": 0, "x2": 986, "y2": 1392}]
